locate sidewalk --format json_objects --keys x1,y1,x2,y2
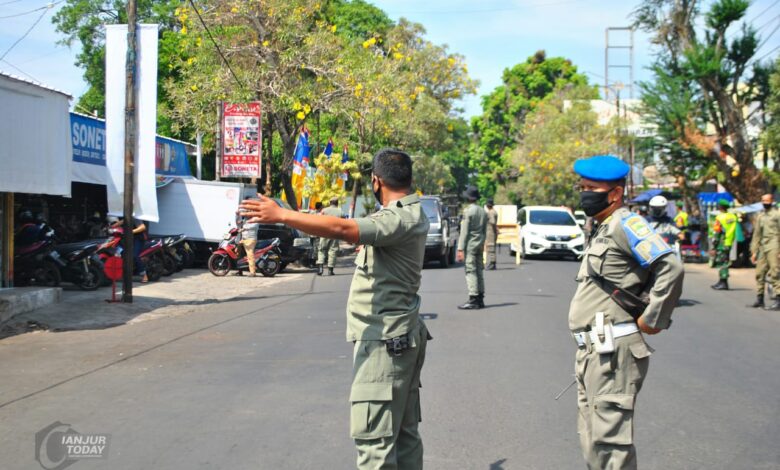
[{"x1": 0, "y1": 267, "x2": 307, "y2": 339}]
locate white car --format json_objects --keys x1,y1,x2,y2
[{"x1": 510, "y1": 206, "x2": 586, "y2": 259}]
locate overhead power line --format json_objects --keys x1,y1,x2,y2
[
  {"x1": 0, "y1": 58, "x2": 42, "y2": 83},
  {"x1": 0, "y1": 0, "x2": 62, "y2": 20},
  {"x1": 748, "y1": 0, "x2": 780, "y2": 24},
  {"x1": 187, "y1": 0, "x2": 245, "y2": 90},
  {"x1": 0, "y1": 0, "x2": 27, "y2": 6},
  {"x1": 0, "y1": 3, "x2": 55, "y2": 61}
]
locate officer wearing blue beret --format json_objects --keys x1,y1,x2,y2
[{"x1": 568, "y1": 155, "x2": 684, "y2": 469}]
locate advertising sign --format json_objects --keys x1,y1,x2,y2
[{"x1": 221, "y1": 102, "x2": 262, "y2": 178}]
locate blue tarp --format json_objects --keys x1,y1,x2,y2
[{"x1": 698, "y1": 192, "x2": 734, "y2": 205}]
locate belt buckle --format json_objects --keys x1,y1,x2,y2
[{"x1": 572, "y1": 332, "x2": 587, "y2": 348}]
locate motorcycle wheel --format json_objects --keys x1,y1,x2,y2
[
  {"x1": 162, "y1": 253, "x2": 177, "y2": 276},
  {"x1": 208, "y1": 253, "x2": 231, "y2": 277},
  {"x1": 77, "y1": 262, "x2": 102, "y2": 291},
  {"x1": 33, "y1": 260, "x2": 61, "y2": 287},
  {"x1": 259, "y1": 252, "x2": 281, "y2": 277},
  {"x1": 146, "y1": 257, "x2": 163, "y2": 282}
]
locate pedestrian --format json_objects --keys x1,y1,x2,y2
[
  {"x1": 317, "y1": 197, "x2": 342, "y2": 276},
  {"x1": 569, "y1": 155, "x2": 684, "y2": 470},
  {"x1": 749, "y1": 193, "x2": 780, "y2": 310},
  {"x1": 115, "y1": 216, "x2": 150, "y2": 283},
  {"x1": 240, "y1": 148, "x2": 431, "y2": 470},
  {"x1": 456, "y1": 186, "x2": 487, "y2": 309},
  {"x1": 674, "y1": 200, "x2": 688, "y2": 229},
  {"x1": 711, "y1": 199, "x2": 737, "y2": 290},
  {"x1": 239, "y1": 202, "x2": 259, "y2": 277},
  {"x1": 485, "y1": 198, "x2": 498, "y2": 270}
]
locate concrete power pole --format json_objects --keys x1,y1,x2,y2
[{"x1": 122, "y1": 0, "x2": 138, "y2": 303}]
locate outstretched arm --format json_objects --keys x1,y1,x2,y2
[{"x1": 240, "y1": 195, "x2": 360, "y2": 244}]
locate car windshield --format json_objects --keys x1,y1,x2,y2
[
  {"x1": 529, "y1": 210, "x2": 576, "y2": 226},
  {"x1": 420, "y1": 199, "x2": 440, "y2": 223}
]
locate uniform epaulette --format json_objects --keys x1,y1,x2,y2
[{"x1": 619, "y1": 212, "x2": 673, "y2": 268}]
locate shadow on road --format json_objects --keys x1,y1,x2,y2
[{"x1": 489, "y1": 458, "x2": 507, "y2": 469}]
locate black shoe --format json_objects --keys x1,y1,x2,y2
[
  {"x1": 486, "y1": 264, "x2": 496, "y2": 270},
  {"x1": 316, "y1": 264, "x2": 323, "y2": 276},
  {"x1": 458, "y1": 296, "x2": 481, "y2": 310},
  {"x1": 750, "y1": 295, "x2": 764, "y2": 308},
  {"x1": 328, "y1": 267, "x2": 334, "y2": 276},
  {"x1": 477, "y1": 295, "x2": 485, "y2": 308},
  {"x1": 711, "y1": 280, "x2": 729, "y2": 290},
  {"x1": 768, "y1": 297, "x2": 780, "y2": 311}
]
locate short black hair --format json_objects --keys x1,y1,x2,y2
[
  {"x1": 315, "y1": 202, "x2": 323, "y2": 210},
  {"x1": 372, "y1": 148, "x2": 412, "y2": 189}
]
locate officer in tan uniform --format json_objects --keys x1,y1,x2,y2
[
  {"x1": 317, "y1": 197, "x2": 343, "y2": 276},
  {"x1": 750, "y1": 193, "x2": 780, "y2": 310},
  {"x1": 240, "y1": 148, "x2": 430, "y2": 470},
  {"x1": 457, "y1": 186, "x2": 488, "y2": 309},
  {"x1": 569, "y1": 155, "x2": 684, "y2": 470}
]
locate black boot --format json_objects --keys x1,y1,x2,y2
[
  {"x1": 328, "y1": 267, "x2": 334, "y2": 276},
  {"x1": 768, "y1": 296, "x2": 780, "y2": 311},
  {"x1": 711, "y1": 279, "x2": 729, "y2": 290},
  {"x1": 316, "y1": 264, "x2": 323, "y2": 276},
  {"x1": 749, "y1": 295, "x2": 764, "y2": 308},
  {"x1": 486, "y1": 263, "x2": 496, "y2": 270},
  {"x1": 458, "y1": 296, "x2": 481, "y2": 310},
  {"x1": 477, "y1": 294, "x2": 485, "y2": 308}
]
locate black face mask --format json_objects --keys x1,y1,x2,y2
[
  {"x1": 580, "y1": 190, "x2": 611, "y2": 217},
  {"x1": 372, "y1": 181, "x2": 382, "y2": 205},
  {"x1": 764, "y1": 204, "x2": 774, "y2": 211}
]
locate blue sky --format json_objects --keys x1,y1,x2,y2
[{"x1": 0, "y1": 0, "x2": 777, "y2": 118}]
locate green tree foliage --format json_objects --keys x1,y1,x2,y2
[
  {"x1": 496, "y1": 86, "x2": 616, "y2": 207},
  {"x1": 633, "y1": 0, "x2": 774, "y2": 202},
  {"x1": 412, "y1": 154, "x2": 455, "y2": 195},
  {"x1": 469, "y1": 50, "x2": 595, "y2": 198},
  {"x1": 759, "y1": 57, "x2": 779, "y2": 186}
]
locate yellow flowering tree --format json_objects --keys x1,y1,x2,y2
[{"x1": 302, "y1": 152, "x2": 359, "y2": 207}]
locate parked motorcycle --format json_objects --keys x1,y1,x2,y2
[
  {"x1": 14, "y1": 225, "x2": 61, "y2": 287},
  {"x1": 98, "y1": 228, "x2": 165, "y2": 281},
  {"x1": 51, "y1": 240, "x2": 104, "y2": 290},
  {"x1": 208, "y1": 229, "x2": 282, "y2": 277},
  {"x1": 151, "y1": 234, "x2": 188, "y2": 276}
]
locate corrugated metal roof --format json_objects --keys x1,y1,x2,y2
[{"x1": 0, "y1": 70, "x2": 73, "y2": 99}]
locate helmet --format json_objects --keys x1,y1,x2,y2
[
  {"x1": 18, "y1": 210, "x2": 34, "y2": 223},
  {"x1": 649, "y1": 195, "x2": 668, "y2": 218}
]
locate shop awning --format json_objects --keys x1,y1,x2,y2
[{"x1": 0, "y1": 73, "x2": 72, "y2": 196}]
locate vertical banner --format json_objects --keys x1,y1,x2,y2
[
  {"x1": 105, "y1": 24, "x2": 160, "y2": 222},
  {"x1": 221, "y1": 102, "x2": 262, "y2": 178}
]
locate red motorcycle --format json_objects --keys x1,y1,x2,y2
[
  {"x1": 98, "y1": 227, "x2": 165, "y2": 281},
  {"x1": 208, "y1": 228, "x2": 282, "y2": 277}
]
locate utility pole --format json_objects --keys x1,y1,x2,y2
[{"x1": 122, "y1": 0, "x2": 138, "y2": 303}]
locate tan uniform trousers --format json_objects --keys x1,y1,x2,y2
[
  {"x1": 575, "y1": 332, "x2": 652, "y2": 470},
  {"x1": 241, "y1": 239, "x2": 257, "y2": 274},
  {"x1": 351, "y1": 322, "x2": 429, "y2": 470},
  {"x1": 755, "y1": 248, "x2": 780, "y2": 296},
  {"x1": 317, "y1": 237, "x2": 339, "y2": 268}
]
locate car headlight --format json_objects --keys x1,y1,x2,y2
[{"x1": 293, "y1": 237, "x2": 311, "y2": 248}]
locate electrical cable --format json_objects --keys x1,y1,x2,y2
[
  {"x1": 187, "y1": 0, "x2": 245, "y2": 90},
  {"x1": 0, "y1": 0, "x2": 27, "y2": 6},
  {"x1": 0, "y1": 4, "x2": 53, "y2": 61},
  {"x1": 748, "y1": 0, "x2": 780, "y2": 24},
  {"x1": 0, "y1": 0, "x2": 62, "y2": 20},
  {"x1": 0, "y1": 58, "x2": 42, "y2": 83}
]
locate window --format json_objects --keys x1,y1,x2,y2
[
  {"x1": 420, "y1": 199, "x2": 440, "y2": 223},
  {"x1": 529, "y1": 210, "x2": 576, "y2": 226}
]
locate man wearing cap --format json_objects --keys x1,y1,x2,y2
[
  {"x1": 485, "y1": 198, "x2": 499, "y2": 270},
  {"x1": 569, "y1": 155, "x2": 684, "y2": 470},
  {"x1": 240, "y1": 148, "x2": 431, "y2": 469},
  {"x1": 711, "y1": 199, "x2": 738, "y2": 290},
  {"x1": 317, "y1": 197, "x2": 343, "y2": 276},
  {"x1": 749, "y1": 193, "x2": 780, "y2": 309},
  {"x1": 456, "y1": 186, "x2": 488, "y2": 309}
]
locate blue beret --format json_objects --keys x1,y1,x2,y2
[{"x1": 573, "y1": 155, "x2": 630, "y2": 182}]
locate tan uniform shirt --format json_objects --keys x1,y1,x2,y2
[
  {"x1": 322, "y1": 206, "x2": 342, "y2": 218},
  {"x1": 347, "y1": 194, "x2": 429, "y2": 341},
  {"x1": 750, "y1": 207, "x2": 780, "y2": 255},
  {"x1": 458, "y1": 203, "x2": 487, "y2": 252},
  {"x1": 486, "y1": 208, "x2": 498, "y2": 242},
  {"x1": 569, "y1": 207, "x2": 684, "y2": 331}
]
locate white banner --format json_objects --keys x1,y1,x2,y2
[{"x1": 105, "y1": 24, "x2": 160, "y2": 222}]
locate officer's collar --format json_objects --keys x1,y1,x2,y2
[{"x1": 386, "y1": 193, "x2": 419, "y2": 208}]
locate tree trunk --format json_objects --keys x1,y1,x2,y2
[{"x1": 272, "y1": 112, "x2": 299, "y2": 210}]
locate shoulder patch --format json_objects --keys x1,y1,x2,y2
[{"x1": 620, "y1": 214, "x2": 672, "y2": 268}]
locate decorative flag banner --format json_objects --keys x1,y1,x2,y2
[
  {"x1": 105, "y1": 24, "x2": 160, "y2": 222},
  {"x1": 338, "y1": 144, "x2": 349, "y2": 189},
  {"x1": 221, "y1": 102, "x2": 262, "y2": 178},
  {"x1": 289, "y1": 128, "x2": 310, "y2": 208}
]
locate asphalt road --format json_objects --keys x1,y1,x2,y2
[{"x1": 1, "y1": 252, "x2": 779, "y2": 470}]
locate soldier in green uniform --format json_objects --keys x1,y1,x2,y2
[
  {"x1": 240, "y1": 148, "x2": 431, "y2": 470},
  {"x1": 749, "y1": 193, "x2": 780, "y2": 310},
  {"x1": 485, "y1": 198, "x2": 499, "y2": 270},
  {"x1": 456, "y1": 186, "x2": 487, "y2": 309},
  {"x1": 711, "y1": 199, "x2": 738, "y2": 290},
  {"x1": 317, "y1": 197, "x2": 343, "y2": 276},
  {"x1": 569, "y1": 155, "x2": 684, "y2": 470}
]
